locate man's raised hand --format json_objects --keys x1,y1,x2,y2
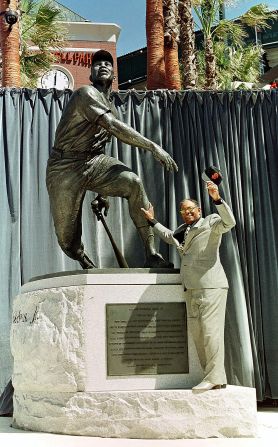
[{"x1": 141, "y1": 203, "x2": 155, "y2": 221}]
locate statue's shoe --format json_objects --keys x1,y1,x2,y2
[
  {"x1": 144, "y1": 253, "x2": 174, "y2": 268},
  {"x1": 79, "y1": 253, "x2": 96, "y2": 269}
]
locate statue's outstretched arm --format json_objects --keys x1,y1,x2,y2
[{"x1": 97, "y1": 113, "x2": 178, "y2": 172}]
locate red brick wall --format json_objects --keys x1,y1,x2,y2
[{"x1": 55, "y1": 40, "x2": 118, "y2": 90}]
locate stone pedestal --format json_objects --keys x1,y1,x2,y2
[{"x1": 11, "y1": 269, "x2": 257, "y2": 438}]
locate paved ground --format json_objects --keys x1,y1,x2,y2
[{"x1": 0, "y1": 408, "x2": 277, "y2": 447}]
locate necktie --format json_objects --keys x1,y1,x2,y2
[
  {"x1": 180, "y1": 225, "x2": 191, "y2": 250},
  {"x1": 184, "y1": 225, "x2": 191, "y2": 239}
]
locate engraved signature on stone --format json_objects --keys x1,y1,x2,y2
[{"x1": 12, "y1": 305, "x2": 40, "y2": 325}]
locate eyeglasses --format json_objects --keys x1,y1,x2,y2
[{"x1": 180, "y1": 206, "x2": 198, "y2": 214}]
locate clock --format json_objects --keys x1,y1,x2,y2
[{"x1": 40, "y1": 68, "x2": 71, "y2": 89}]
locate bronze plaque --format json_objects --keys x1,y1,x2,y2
[{"x1": 106, "y1": 302, "x2": 188, "y2": 376}]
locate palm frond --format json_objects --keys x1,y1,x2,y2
[
  {"x1": 240, "y1": 4, "x2": 278, "y2": 30},
  {"x1": 21, "y1": 0, "x2": 36, "y2": 15},
  {"x1": 192, "y1": 0, "x2": 220, "y2": 35},
  {"x1": 20, "y1": 51, "x2": 55, "y2": 87},
  {"x1": 213, "y1": 20, "x2": 247, "y2": 46},
  {"x1": 35, "y1": 4, "x2": 62, "y2": 26}
]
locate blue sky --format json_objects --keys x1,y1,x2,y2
[{"x1": 59, "y1": 1, "x2": 277, "y2": 56}]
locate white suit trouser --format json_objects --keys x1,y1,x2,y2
[{"x1": 185, "y1": 288, "x2": 228, "y2": 385}]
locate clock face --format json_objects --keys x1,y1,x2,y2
[{"x1": 41, "y1": 69, "x2": 70, "y2": 89}]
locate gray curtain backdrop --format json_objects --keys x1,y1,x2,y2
[{"x1": 0, "y1": 88, "x2": 277, "y2": 401}]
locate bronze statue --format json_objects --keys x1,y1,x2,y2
[{"x1": 46, "y1": 50, "x2": 178, "y2": 269}]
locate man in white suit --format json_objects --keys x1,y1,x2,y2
[{"x1": 141, "y1": 181, "x2": 236, "y2": 390}]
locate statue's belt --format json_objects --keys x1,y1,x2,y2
[{"x1": 51, "y1": 148, "x2": 97, "y2": 160}]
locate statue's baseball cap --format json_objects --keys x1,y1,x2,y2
[
  {"x1": 201, "y1": 166, "x2": 223, "y2": 185},
  {"x1": 91, "y1": 50, "x2": 114, "y2": 66}
]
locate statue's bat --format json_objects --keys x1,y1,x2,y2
[{"x1": 91, "y1": 199, "x2": 129, "y2": 268}]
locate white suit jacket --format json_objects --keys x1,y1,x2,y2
[{"x1": 153, "y1": 201, "x2": 236, "y2": 289}]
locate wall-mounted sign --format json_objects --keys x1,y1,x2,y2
[{"x1": 54, "y1": 51, "x2": 93, "y2": 66}]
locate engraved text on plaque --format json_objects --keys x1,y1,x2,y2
[{"x1": 106, "y1": 302, "x2": 188, "y2": 376}]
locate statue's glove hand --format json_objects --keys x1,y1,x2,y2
[
  {"x1": 96, "y1": 195, "x2": 110, "y2": 216},
  {"x1": 152, "y1": 144, "x2": 178, "y2": 172}
]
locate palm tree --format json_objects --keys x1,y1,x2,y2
[
  {"x1": 20, "y1": 0, "x2": 66, "y2": 87},
  {"x1": 193, "y1": 0, "x2": 220, "y2": 89},
  {"x1": 196, "y1": 40, "x2": 263, "y2": 89},
  {"x1": 146, "y1": 0, "x2": 167, "y2": 89},
  {"x1": 178, "y1": 0, "x2": 197, "y2": 89},
  {"x1": 163, "y1": 0, "x2": 181, "y2": 89},
  {"x1": 193, "y1": 1, "x2": 277, "y2": 89},
  {"x1": 0, "y1": 0, "x2": 21, "y2": 87}
]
